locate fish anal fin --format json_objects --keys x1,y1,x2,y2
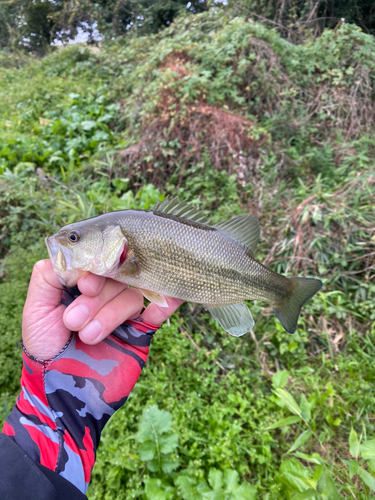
[
  {"x1": 139, "y1": 289, "x2": 169, "y2": 307},
  {"x1": 205, "y1": 303, "x2": 254, "y2": 337},
  {"x1": 273, "y1": 277, "x2": 323, "y2": 333},
  {"x1": 213, "y1": 216, "x2": 261, "y2": 253}
]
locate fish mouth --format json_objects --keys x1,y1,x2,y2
[{"x1": 45, "y1": 236, "x2": 75, "y2": 287}]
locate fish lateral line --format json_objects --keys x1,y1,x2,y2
[{"x1": 45, "y1": 197, "x2": 323, "y2": 337}]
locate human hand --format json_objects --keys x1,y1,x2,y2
[
  {"x1": 22, "y1": 259, "x2": 183, "y2": 359},
  {"x1": 5, "y1": 260, "x2": 183, "y2": 494}
]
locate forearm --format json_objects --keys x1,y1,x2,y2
[{"x1": 2, "y1": 318, "x2": 158, "y2": 494}]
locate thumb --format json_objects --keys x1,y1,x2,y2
[
  {"x1": 23, "y1": 260, "x2": 71, "y2": 359},
  {"x1": 24, "y1": 260, "x2": 64, "y2": 310}
]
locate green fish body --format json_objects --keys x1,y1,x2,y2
[{"x1": 46, "y1": 198, "x2": 322, "y2": 336}]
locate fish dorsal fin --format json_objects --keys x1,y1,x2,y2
[
  {"x1": 205, "y1": 303, "x2": 254, "y2": 337},
  {"x1": 153, "y1": 197, "x2": 211, "y2": 224},
  {"x1": 213, "y1": 215, "x2": 260, "y2": 253}
]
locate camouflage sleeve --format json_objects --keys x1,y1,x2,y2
[{"x1": 2, "y1": 287, "x2": 160, "y2": 495}]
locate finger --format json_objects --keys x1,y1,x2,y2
[
  {"x1": 22, "y1": 260, "x2": 71, "y2": 359},
  {"x1": 24, "y1": 259, "x2": 64, "y2": 312},
  {"x1": 139, "y1": 297, "x2": 184, "y2": 326},
  {"x1": 78, "y1": 287, "x2": 144, "y2": 344},
  {"x1": 63, "y1": 278, "x2": 128, "y2": 332},
  {"x1": 77, "y1": 273, "x2": 106, "y2": 297}
]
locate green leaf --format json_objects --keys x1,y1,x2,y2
[
  {"x1": 293, "y1": 452, "x2": 325, "y2": 465},
  {"x1": 316, "y1": 469, "x2": 340, "y2": 500},
  {"x1": 360, "y1": 439, "x2": 375, "y2": 460},
  {"x1": 136, "y1": 405, "x2": 179, "y2": 473},
  {"x1": 175, "y1": 475, "x2": 209, "y2": 500},
  {"x1": 138, "y1": 441, "x2": 156, "y2": 461},
  {"x1": 208, "y1": 469, "x2": 223, "y2": 491},
  {"x1": 357, "y1": 467, "x2": 375, "y2": 491},
  {"x1": 280, "y1": 459, "x2": 311, "y2": 478},
  {"x1": 300, "y1": 395, "x2": 311, "y2": 422},
  {"x1": 235, "y1": 482, "x2": 257, "y2": 500},
  {"x1": 348, "y1": 460, "x2": 359, "y2": 479},
  {"x1": 223, "y1": 469, "x2": 239, "y2": 492},
  {"x1": 279, "y1": 459, "x2": 315, "y2": 492},
  {"x1": 312, "y1": 464, "x2": 325, "y2": 483},
  {"x1": 266, "y1": 416, "x2": 302, "y2": 430},
  {"x1": 161, "y1": 458, "x2": 179, "y2": 474},
  {"x1": 274, "y1": 389, "x2": 303, "y2": 418},
  {"x1": 147, "y1": 459, "x2": 161, "y2": 473},
  {"x1": 144, "y1": 478, "x2": 175, "y2": 500},
  {"x1": 291, "y1": 490, "x2": 317, "y2": 500},
  {"x1": 280, "y1": 472, "x2": 315, "y2": 493},
  {"x1": 81, "y1": 120, "x2": 97, "y2": 131},
  {"x1": 272, "y1": 370, "x2": 289, "y2": 389},
  {"x1": 159, "y1": 433, "x2": 178, "y2": 454},
  {"x1": 137, "y1": 405, "x2": 173, "y2": 443},
  {"x1": 349, "y1": 427, "x2": 360, "y2": 459},
  {"x1": 288, "y1": 430, "x2": 313, "y2": 453}
]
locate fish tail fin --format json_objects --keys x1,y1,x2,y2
[{"x1": 273, "y1": 277, "x2": 322, "y2": 334}]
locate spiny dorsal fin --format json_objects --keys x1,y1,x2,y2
[
  {"x1": 213, "y1": 215, "x2": 261, "y2": 253},
  {"x1": 153, "y1": 197, "x2": 211, "y2": 224}
]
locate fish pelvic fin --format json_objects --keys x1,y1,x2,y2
[
  {"x1": 273, "y1": 277, "x2": 323, "y2": 334},
  {"x1": 205, "y1": 303, "x2": 254, "y2": 337},
  {"x1": 139, "y1": 289, "x2": 169, "y2": 307},
  {"x1": 213, "y1": 215, "x2": 260, "y2": 253}
]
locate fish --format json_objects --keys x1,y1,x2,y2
[{"x1": 45, "y1": 197, "x2": 322, "y2": 336}]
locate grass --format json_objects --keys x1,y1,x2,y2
[{"x1": 0, "y1": 8, "x2": 375, "y2": 499}]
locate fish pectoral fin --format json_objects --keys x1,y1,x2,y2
[
  {"x1": 213, "y1": 216, "x2": 260, "y2": 253},
  {"x1": 205, "y1": 303, "x2": 254, "y2": 337},
  {"x1": 118, "y1": 260, "x2": 139, "y2": 276},
  {"x1": 139, "y1": 289, "x2": 169, "y2": 307},
  {"x1": 118, "y1": 248, "x2": 140, "y2": 276}
]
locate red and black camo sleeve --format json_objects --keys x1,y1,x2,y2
[{"x1": 2, "y1": 287, "x2": 160, "y2": 495}]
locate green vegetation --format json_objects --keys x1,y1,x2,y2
[{"x1": 1, "y1": 5, "x2": 375, "y2": 499}]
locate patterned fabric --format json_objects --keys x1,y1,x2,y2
[{"x1": 2, "y1": 287, "x2": 160, "y2": 494}]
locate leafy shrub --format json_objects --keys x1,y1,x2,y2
[
  {"x1": 1, "y1": 9, "x2": 375, "y2": 499},
  {"x1": 0, "y1": 91, "x2": 119, "y2": 172}
]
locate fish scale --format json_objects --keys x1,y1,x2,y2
[
  {"x1": 109, "y1": 211, "x2": 286, "y2": 305},
  {"x1": 46, "y1": 199, "x2": 322, "y2": 336}
]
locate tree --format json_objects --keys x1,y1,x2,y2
[{"x1": 0, "y1": 0, "x2": 209, "y2": 53}]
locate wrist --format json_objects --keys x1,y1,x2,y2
[{"x1": 3, "y1": 319, "x2": 159, "y2": 494}]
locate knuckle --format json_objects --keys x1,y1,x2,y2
[
  {"x1": 32, "y1": 259, "x2": 51, "y2": 275},
  {"x1": 130, "y1": 288, "x2": 144, "y2": 308}
]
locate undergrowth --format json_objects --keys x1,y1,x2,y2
[{"x1": 0, "y1": 8, "x2": 375, "y2": 499}]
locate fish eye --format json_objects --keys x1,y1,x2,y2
[{"x1": 68, "y1": 230, "x2": 80, "y2": 243}]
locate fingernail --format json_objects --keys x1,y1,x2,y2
[
  {"x1": 79, "y1": 320, "x2": 102, "y2": 343},
  {"x1": 66, "y1": 304, "x2": 90, "y2": 329},
  {"x1": 84, "y1": 274, "x2": 102, "y2": 294}
]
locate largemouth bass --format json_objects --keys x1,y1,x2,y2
[{"x1": 45, "y1": 198, "x2": 322, "y2": 336}]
